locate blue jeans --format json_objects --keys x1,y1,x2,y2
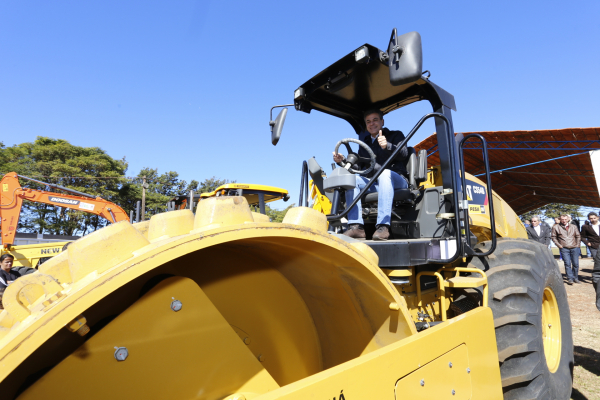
[
  {"x1": 345, "y1": 169, "x2": 408, "y2": 226},
  {"x1": 560, "y1": 247, "x2": 580, "y2": 281}
]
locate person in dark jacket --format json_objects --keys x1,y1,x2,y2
[
  {"x1": 0, "y1": 254, "x2": 36, "y2": 290},
  {"x1": 526, "y1": 216, "x2": 551, "y2": 246},
  {"x1": 592, "y1": 249, "x2": 600, "y2": 312},
  {"x1": 0, "y1": 254, "x2": 20, "y2": 289},
  {"x1": 333, "y1": 109, "x2": 409, "y2": 241},
  {"x1": 581, "y1": 212, "x2": 600, "y2": 259}
]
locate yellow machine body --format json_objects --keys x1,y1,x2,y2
[
  {"x1": 309, "y1": 166, "x2": 527, "y2": 242},
  {"x1": 0, "y1": 196, "x2": 503, "y2": 399},
  {"x1": 200, "y1": 183, "x2": 289, "y2": 206},
  {"x1": 0, "y1": 242, "x2": 69, "y2": 268},
  {"x1": 418, "y1": 167, "x2": 526, "y2": 241},
  {"x1": 309, "y1": 180, "x2": 331, "y2": 215}
]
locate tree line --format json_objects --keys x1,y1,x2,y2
[
  {"x1": 0, "y1": 137, "x2": 293, "y2": 237},
  {"x1": 519, "y1": 204, "x2": 582, "y2": 224}
]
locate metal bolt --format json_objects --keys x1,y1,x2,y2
[
  {"x1": 114, "y1": 347, "x2": 129, "y2": 361},
  {"x1": 420, "y1": 379, "x2": 425, "y2": 386},
  {"x1": 243, "y1": 337, "x2": 251, "y2": 345},
  {"x1": 467, "y1": 368, "x2": 471, "y2": 373},
  {"x1": 449, "y1": 362, "x2": 453, "y2": 368},
  {"x1": 171, "y1": 298, "x2": 182, "y2": 312},
  {"x1": 548, "y1": 324, "x2": 552, "y2": 328},
  {"x1": 452, "y1": 389, "x2": 456, "y2": 395}
]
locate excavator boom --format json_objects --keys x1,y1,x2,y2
[{"x1": 0, "y1": 172, "x2": 129, "y2": 248}]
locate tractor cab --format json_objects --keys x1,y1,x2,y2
[{"x1": 270, "y1": 29, "x2": 496, "y2": 267}]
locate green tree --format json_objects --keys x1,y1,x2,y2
[
  {"x1": 198, "y1": 176, "x2": 232, "y2": 193},
  {"x1": 520, "y1": 203, "x2": 582, "y2": 223},
  {"x1": 123, "y1": 168, "x2": 200, "y2": 218},
  {"x1": 0, "y1": 137, "x2": 127, "y2": 236},
  {"x1": 123, "y1": 172, "x2": 231, "y2": 219},
  {"x1": 264, "y1": 203, "x2": 295, "y2": 222},
  {"x1": 0, "y1": 137, "x2": 238, "y2": 236}
]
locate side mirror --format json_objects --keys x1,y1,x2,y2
[
  {"x1": 387, "y1": 29, "x2": 422, "y2": 86},
  {"x1": 270, "y1": 107, "x2": 288, "y2": 146}
]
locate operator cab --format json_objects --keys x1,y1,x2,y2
[{"x1": 269, "y1": 28, "x2": 495, "y2": 267}]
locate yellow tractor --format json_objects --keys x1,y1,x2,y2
[{"x1": 0, "y1": 29, "x2": 571, "y2": 400}]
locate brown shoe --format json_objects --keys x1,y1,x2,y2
[
  {"x1": 343, "y1": 224, "x2": 366, "y2": 239},
  {"x1": 372, "y1": 225, "x2": 390, "y2": 241}
]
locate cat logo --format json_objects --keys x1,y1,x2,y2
[{"x1": 465, "y1": 185, "x2": 473, "y2": 201}]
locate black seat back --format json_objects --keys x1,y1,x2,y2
[
  {"x1": 307, "y1": 157, "x2": 333, "y2": 201},
  {"x1": 405, "y1": 147, "x2": 417, "y2": 189},
  {"x1": 415, "y1": 149, "x2": 427, "y2": 184}
]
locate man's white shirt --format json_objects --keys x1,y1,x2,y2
[
  {"x1": 593, "y1": 223, "x2": 600, "y2": 236},
  {"x1": 534, "y1": 225, "x2": 541, "y2": 236}
]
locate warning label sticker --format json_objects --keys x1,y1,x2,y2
[{"x1": 79, "y1": 202, "x2": 95, "y2": 211}]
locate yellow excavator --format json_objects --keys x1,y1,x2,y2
[{"x1": 0, "y1": 29, "x2": 572, "y2": 399}]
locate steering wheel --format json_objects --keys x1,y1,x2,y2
[{"x1": 334, "y1": 138, "x2": 377, "y2": 176}]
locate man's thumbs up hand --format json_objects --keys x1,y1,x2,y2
[{"x1": 377, "y1": 130, "x2": 388, "y2": 149}]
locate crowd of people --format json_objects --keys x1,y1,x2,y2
[{"x1": 526, "y1": 213, "x2": 600, "y2": 311}]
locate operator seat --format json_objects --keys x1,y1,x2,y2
[{"x1": 362, "y1": 147, "x2": 427, "y2": 204}]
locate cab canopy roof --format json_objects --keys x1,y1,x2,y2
[{"x1": 294, "y1": 43, "x2": 456, "y2": 134}]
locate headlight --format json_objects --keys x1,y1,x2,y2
[
  {"x1": 294, "y1": 87, "x2": 305, "y2": 100},
  {"x1": 355, "y1": 46, "x2": 369, "y2": 63}
]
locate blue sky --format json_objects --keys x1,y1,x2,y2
[{"x1": 1, "y1": 1, "x2": 599, "y2": 208}]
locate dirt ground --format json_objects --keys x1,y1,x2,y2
[{"x1": 558, "y1": 256, "x2": 600, "y2": 400}]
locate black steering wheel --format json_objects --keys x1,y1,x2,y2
[{"x1": 334, "y1": 138, "x2": 377, "y2": 176}]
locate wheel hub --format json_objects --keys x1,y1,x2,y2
[{"x1": 541, "y1": 286, "x2": 562, "y2": 373}]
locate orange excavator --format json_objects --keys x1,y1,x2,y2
[{"x1": 0, "y1": 172, "x2": 129, "y2": 249}]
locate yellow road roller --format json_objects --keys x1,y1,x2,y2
[{"x1": 0, "y1": 28, "x2": 571, "y2": 400}]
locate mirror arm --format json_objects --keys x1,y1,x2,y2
[{"x1": 270, "y1": 104, "x2": 294, "y2": 130}]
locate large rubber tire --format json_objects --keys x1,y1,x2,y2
[{"x1": 469, "y1": 238, "x2": 573, "y2": 400}]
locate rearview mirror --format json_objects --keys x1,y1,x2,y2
[
  {"x1": 270, "y1": 107, "x2": 288, "y2": 146},
  {"x1": 387, "y1": 30, "x2": 422, "y2": 86}
]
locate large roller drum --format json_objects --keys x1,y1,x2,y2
[{"x1": 0, "y1": 197, "x2": 415, "y2": 400}]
